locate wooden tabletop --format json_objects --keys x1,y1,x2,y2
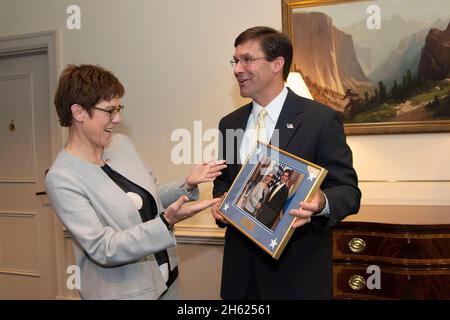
[{"x1": 343, "y1": 205, "x2": 450, "y2": 225}]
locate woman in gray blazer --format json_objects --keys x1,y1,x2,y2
[{"x1": 45, "y1": 64, "x2": 226, "y2": 300}]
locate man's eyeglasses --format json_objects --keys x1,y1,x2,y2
[
  {"x1": 230, "y1": 56, "x2": 266, "y2": 67},
  {"x1": 91, "y1": 105, "x2": 125, "y2": 120}
]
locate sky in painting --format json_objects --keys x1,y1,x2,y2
[{"x1": 293, "y1": 0, "x2": 450, "y2": 29}]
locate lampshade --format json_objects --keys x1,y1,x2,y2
[{"x1": 286, "y1": 72, "x2": 313, "y2": 99}]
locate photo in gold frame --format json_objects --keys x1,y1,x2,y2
[{"x1": 218, "y1": 142, "x2": 327, "y2": 259}]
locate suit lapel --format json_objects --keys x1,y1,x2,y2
[
  {"x1": 269, "y1": 183, "x2": 284, "y2": 201},
  {"x1": 230, "y1": 103, "x2": 252, "y2": 178},
  {"x1": 271, "y1": 89, "x2": 304, "y2": 150},
  {"x1": 232, "y1": 102, "x2": 252, "y2": 134}
]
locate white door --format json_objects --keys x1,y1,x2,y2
[{"x1": 0, "y1": 51, "x2": 56, "y2": 299}]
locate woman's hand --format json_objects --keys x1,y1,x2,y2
[
  {"x1": 184, "y1": 160, "x2": 227, "y2": 190},
  {"x1": 164, "y1": 196, "x2": 221, "y2": 225},
  {"x1": 210, "y1": 192, "x2": 228, "y2": 225}
]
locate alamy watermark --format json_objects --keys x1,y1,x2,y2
[
  {"x1": 66, "y1": 5, "x2": 81, "y2": 30},
  {"x1": 366, "y1": 265, "x2": 381, "y2": 289},
  {"x1": 170, "y1": 121, "x2": 280, "y2": 165},
  {"x1": 66, "y1": 265, "x2": 81, "y2": 290},
  {"x1": 366, "y1": 5, "x2": 381, "y2": 30}
]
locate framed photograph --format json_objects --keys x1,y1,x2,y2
[
  {"x1": 282, "y1": 0, "x2": 450, "y2": 135},
  {"x1": 218, "y1": 142, "x2": 327, "y2": 259}
]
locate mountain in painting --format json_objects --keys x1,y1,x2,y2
[
  {"x1": 369, "y1": 19, "x2": 449, "y2": 90},
  {"x1": 342, "y1": 14, "x2": 426, "y2": 75},
  {"x1": 418, "y1": 21, "x2": 450, "y2": 82},
  {"x1": 292, "y1": 11, "x2": 374, "y2": 111}
]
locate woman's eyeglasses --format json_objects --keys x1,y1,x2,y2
[{"x1": 91, "y1": 105, "x2": 125, "y2": 119}]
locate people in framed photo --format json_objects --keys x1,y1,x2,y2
[{"x1": 236, "y1": 157, "x2": 305, "y2": 231}]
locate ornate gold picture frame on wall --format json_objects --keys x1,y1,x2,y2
[{"x1": 282, "y1": 0, "x2": 450, "y2": 134}]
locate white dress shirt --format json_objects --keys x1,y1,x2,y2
[{"x1": 239, "y1": 87, "x2": 288, "y2": 163}]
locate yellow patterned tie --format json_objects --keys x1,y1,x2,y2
[{"x1": 255, "y1": 109, "x2": 268, "y2": 144}]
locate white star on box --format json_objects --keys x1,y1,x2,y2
[
  {"x1": 223, "y1": 203, "x2": 230, "y2": 212},
  {"x1": 269, "y1": 238, "x2": 278, "y2": 249},
  {"x1": 307, "y1": 165, "x2": 319, "y2": 181}
]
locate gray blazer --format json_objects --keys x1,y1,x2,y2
[{"x1": 45, "y1": 134, "x2": 198, "y2": 299}]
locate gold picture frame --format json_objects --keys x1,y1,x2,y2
[{"x1": 218, "y1": 142, "x2": 327, "y2": 259}]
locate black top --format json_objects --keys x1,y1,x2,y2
[{"x1": 101, "y1": 164, "x2": 177, "y2": 286}]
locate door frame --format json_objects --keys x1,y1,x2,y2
[{"x1": 0, "y1": 30, "x2": 67, "y2": 299}]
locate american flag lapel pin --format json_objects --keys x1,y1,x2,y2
[{"x1": 287, "y1": 123, "x2": 294, "y2": 129}]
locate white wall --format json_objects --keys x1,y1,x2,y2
[
  {"x1": 1, "y1": 0, "x2": 448, "y2": 232},
  {"x1": 352, "y1": 133, "x2": 450, "y2": 206}
]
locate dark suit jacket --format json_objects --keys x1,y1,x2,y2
[
  {"x1": 258, "y1": 184, "x2": 289, "y2": 229},
  {"x1": 213, "y1": 89, "x2": 361, "y2": 299}
]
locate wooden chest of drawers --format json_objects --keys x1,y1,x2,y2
[{"x1": 333, "y1": 222, "x2": 450, "y2": 299}]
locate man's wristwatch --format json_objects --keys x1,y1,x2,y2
[{"x1": 160, "y1": 213, "x2": 174, "y2": 231}]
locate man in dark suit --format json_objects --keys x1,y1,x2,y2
[
  {"x1": 211, "y1": 26, "x2": 361, "y2": 299},
  {"x1": 256, "y1": 169, "x2": 291, "y2": 229}
]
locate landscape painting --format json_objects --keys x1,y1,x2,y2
[{"x1": 282, "y1": 0, "x2": 450, "y2": 134}]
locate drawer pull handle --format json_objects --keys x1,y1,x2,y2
[
  {"x1": 348, "y1": 237, "x2": 366, "y2": 253},
  {"x1": 348, "y1": 275, "x2": 366, "y2": 291}
]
